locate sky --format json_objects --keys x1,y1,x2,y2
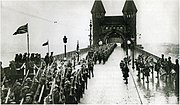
[{"x1": 0, "y1": 0, "x2": 179, "y2": 67}]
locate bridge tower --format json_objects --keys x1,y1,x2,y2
[
  {"x1": 91, "y1": 0, "x2": 137, "y2": 46},
  {"x1": 91, "y1": 0, "x2": 106, "y2": 46},
  {"x1": 122, "y1": 0, "x2": 138, "y2": 44}
]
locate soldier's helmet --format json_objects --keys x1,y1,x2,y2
[
  {"x1": 16, "y1": 82, "x2": 21, "y2": 86},
  {"x1": 51, "y1": 52, "x2": 53, "y2": 55},
  {"x1": 26, "y1": 77, "x2": 31, "y2": 82},
  {"x1": 26, "y1": 93, "x2": 32, "y2": 97}
]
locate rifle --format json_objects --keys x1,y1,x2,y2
[
  {"x1": 5, "y1": 88, "x2": 11, "y2": 103},
  {"x1": 38, "y1": 85, "x2": 45, "y2": 103}
]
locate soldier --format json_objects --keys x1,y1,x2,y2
[
  {"x1": 24, "y1": 93, "x2": 33, "y2": 104},
  {"x1": 52, "y1": 86, "x2": 60, "y2": 104},
  {"x1": 67, "y1": 60, "x2": 72, "y2": 67},
  {"x1": 30, "y1": 53, "x2": 35, "y2": 61},
  {"x1": 163, "y1": 58, "x2": 168, "y2": 80},
  {"x1": 102, "y1": 51, "x2": 106, "y2": 64},
  {"x1": 98, "y1": 51, "x2": 102, "y2": 64},
  {"x1": 155, "y1": 58, "x2": 161, "y2": 78},
  {"x1": 44, "y1": 53, "x2": 49, "y2": 66},
  {"x1": 21, "y1": 86, "x2": 30, "y2": 99},
  {"x1": 64, "y1": 79, "x2": 71, "y2": 104},
  {"x1": 174, "y1": 59, "x2": 179, "y2": 97},
  {"x1": 123, "y1": 64, "x2": 129, "y2": 84},
  {"x1": 93, "y1": 51, "x2": 98, "y2": 64},
  {"x1": 167, "y1": 57, "x2": 173, "y2": 76},
  {"x1": 135, "y1": 58, "x2": 141, "y2": 77},
  {"x1": 30, "y1": 78, "x2": 39, "y2": 94},
  {"x1": 13, "y1": 82, "x2": 22, "y2": 104},
  {"x1": 24, "y1": 77, "x2": 32, "y2": 87},
  {"x1": 149, "y1": 58, "x2": 154, "y2": 74},
  {"x1": 28, "y1": 60, "x2": 34, "y2": 75},
  {"x1": 18, "y1": 53, "x2": 23, "y2": 64},
  {"x1": 88, "y1": 60, "x2": 94, "y2": 79},
  {"x1": 140, "y1": 61, "x2": 145, "y2": 80},
  {"x1": 15, "y1": 54, "x2": 19, "y2": 63},
  {"x1": 144, "y1": 61, "x2": 150, "y2": 83},
  {"x1": 120, "y1": 60, "x2": 125, "y2": 70},
  {"x1": 22, "y1": 53, "x2": 28, "y2": 63},
  {"x1": 160, "y1": 54, "x2": 165, "y2": 64},
  {"x1": 50, "y1": 52, "x2": 54, "y2": 65}
]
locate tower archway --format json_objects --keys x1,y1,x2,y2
[{"x1": 103, "y1": 30, "x2": 125, "y2": 44}]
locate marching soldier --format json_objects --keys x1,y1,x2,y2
[
  {"x1": 102, "y1": 51, "x2": 106, "y2": 64},
  {"x1": 88, "y1": 60, "x2": 94, "y2": 79},
  {"x1": 123, "y1": 64, "x2": 129, "y2": 84},
  {"x1": 155, "y1": 58, "x2": 161, "y2": 78},
  {"x1": 167, "y1": 57, "x2": 173, "y2": 76},
  {"x1": 24, "y1": 93, "x2": 33, "y2": 104},
  {"x1": 13, "y1": 82, "x2": 22, "y2": 104},
  {"x1": 44, "y1": 53, "x2": 49, "y2": 66},
  {"x1": 135, "y1": 58, "x2": 141, "y2": 77},
  {"x1": 93, "y1": 51, "x2": 98, "y2": 64},
  {"x1": 98, "y1": 51, "x2": 102, "y2": 64},
  {"x1": 64, "y1": 79, "x2": 71, "y2": 104},
  {"x1": 50, "y1": 52, "x2": 54, "y2": 65},
  {"x1": 174, "y1": 59, "x2": 179, "y2": 97},
  {"x1": 52, "y1": 86, "x2": 60, "y2": 104},
  {"x1": 144, "y1": 61, "x2": 150, "y2": 83},
  {"x1": 120, "y1": 60, "x2": 125, "y2": 73}
]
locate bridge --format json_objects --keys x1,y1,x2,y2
[
  {"x1": 1, "y1": 0, "x2": 179, "y2": 104},
  {"x1": 1, "y1": 43, "x2": 179, "y2": 104}
]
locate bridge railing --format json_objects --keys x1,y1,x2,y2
[
  {"x1": 135, "y1": 46, "x2": 161, "y2": 61},
  {"x1": 135, "y1": 46, "x2": 176, "y2": 66},
  {"x1": 54, "y1": 47, "x2": 90, "y2": 61}
]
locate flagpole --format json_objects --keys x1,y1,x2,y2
[
  {"x1": 26, "y1": 26, "x2": 30, "y2": 76},
  {"x1": 48, "y1": 40, "x2": 50, "y2": 54},
  {"x1": 27, "y1": 32, "x2": 30, "y2": 55}
]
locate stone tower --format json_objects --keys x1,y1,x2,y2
[
  {"x1": 122, "y1": 0, "x2": 137, "y2": 44},
  {"x1": 91, "y1": 0, "x2": 137, "y2": 46},
  {"x1": 91, "y1": 0, "x2": 106, "y2": 45}
]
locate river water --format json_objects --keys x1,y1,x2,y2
[{"x1": 142, "y1": 43, "x2": 179, "y2": 64}]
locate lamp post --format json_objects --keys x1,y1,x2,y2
[
  {"x1": 63, "y1": 36, "x2": 67, "y2": 60},
  {"x1": 131, "y1": 38, "x2": 135, "y2": 69},
  {"x1": 89, "y1": 20, "x2": 92, "y2": 48},
  {"x1": 127, "y1": 40, "x2": 131, "y2": 57}
]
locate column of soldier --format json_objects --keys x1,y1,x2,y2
[
  {"x1": 134, "y1": 54, "x2": 179, "y2": 90},
  {"x1": 1, "y1": 43, "x2": 117, "y2": 104},
  {"x1": 119, "y1": 53, "x2": 179, "y2": 87},
  {"x1": 91, "y1": 43, "x2": 117, "y2": 64}
]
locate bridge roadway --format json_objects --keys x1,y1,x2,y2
[{"x1": 80, "y1": 45, "x2": 179, "y2": 104}]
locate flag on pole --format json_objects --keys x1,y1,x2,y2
[
  {"x1": 42, "y1": 41, "x2": 48, "y2": 46},
  {"x1": 13, "y1": 23, "x2": 28, "y2": 35}
]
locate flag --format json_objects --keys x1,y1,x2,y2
[
  {"x1": 42, "y1": 41, "x2": 48, "y2": 46},
  {"x1": 13, "y1": 23, "x2": 28, "y2": 35}
]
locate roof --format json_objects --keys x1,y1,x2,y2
[
  {"x1": 103, "y1": 16, "x2": 124, "y2": 25},
  {"x1": 91, "y1": 0, "x2": 106, "y2": 14},
  {"x1": 122, "y1": 0, "x2": 137, "y2": 13}
]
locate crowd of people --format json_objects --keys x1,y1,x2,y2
[
  {"x1": 134, "y1": 54, "x2": 179, "y2": 95},
  {"x1": 87, "y1": 43, "x2": 117, "y2": 64},
  {"x1": 1, "y1": 43, "x2": 117, "y2": 104}
]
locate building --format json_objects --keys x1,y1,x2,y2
[{"x1": 91, "y1": 0, "x2": 137, "y2": 46}]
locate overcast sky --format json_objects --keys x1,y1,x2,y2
[{"x1": 0, "y1": 0, "x2": 179, "y2": 66}]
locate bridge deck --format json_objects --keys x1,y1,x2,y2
[{"x1": 80, "y1": 45, "x2": 179, "y2": 104}]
